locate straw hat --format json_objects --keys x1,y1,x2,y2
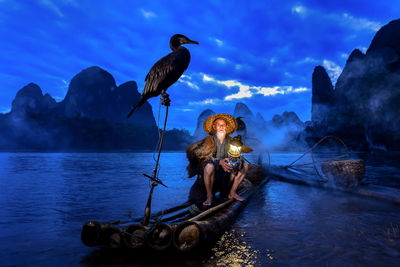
[{"x1": 203, "y1": 113, "x2": 238, "y2": 135}]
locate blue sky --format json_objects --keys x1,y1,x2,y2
[{"x1": 0, "y1": 0, "x2": 398, "y2": 133}]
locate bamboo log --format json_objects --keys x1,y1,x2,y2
[
  {"x1": 81, "y1": 221, "x2": 122, "y2": 248},
  {"x1": 81, "y1": 177, "x2": 270, "y2": 252},
  {"x1": 173, "y1": 205, "x2": 240, "y2": 252},
  {"x1": 172, "y1": 221, "x2": 203, "y2": 252},
  {"x1": 103, "y1": 225, "x2": 122, "y2": 249},
  {"x1": 81, "y1": 221, "x2": 101, "y2": 247},
  {"x1": 173, "y1": 178, "x2": 270, "y2": 252},
  {"x1": 122, "y1": 224, "x2": 149, "y2": 249},
  {"x1": 145, "y1": 223, "x2": 175, "y2": 251}
]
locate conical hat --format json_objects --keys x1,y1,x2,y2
[{"x1": 203, "y1": 113, "x2": 238, "y2": 135}]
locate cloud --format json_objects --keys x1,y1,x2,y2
[
  {"x1": 208, "y1": 37, "x2": 224, "y2": 47},
  {"x1": 175, "y1": 107, "x2": 194, "y2": 112},
  {"x1": 291, "y1": 5, "x2": 307, "y2": 15},
  {"x1": 202, "y1": 74, "x2": 310, "y2": 100},
  {"x1": 188, "y1": 98, "x2": 222, "y2": 106},
  {"x1": 269, "y1": 57, "x2": 277, "y2": 66},
  {"x1": 235, "y1": 64, "x2": 247, "y2": 71},
  {"x1": 291, "y1": 4, "x2": 382, "y2": 32},
  {"x1": 202, "y1": 74, "x2": 214, "y2": 82},
  {"x1": 342, "y1": 13, "x2": 381, "y2": 32},
  {"x1": 257, "y1": 86, "x2": 286, "y2": 96},
  {"x1": 322, "y1": 59, "x2": 342, "y2": 85},
  {"x1": 178, "y1": 74, "x2": 199, "y2": 90},
  {"x1": 225, "y1": 84, "x2": 252, "y2": 100},
  {"x1": 296, "y1": 57, "x2": 318, "y2": 64},
  {"x1": 215, "y1": 57, "x2": 228, "y2": 64},
  {"x1": 140, "y1": 8, "x2": 156, "y2": 19},
  {"x1": 0, "y1": 106, "x2": 10, "y2": 114},
  {"x1": 293, "y1": 87, "x2": 308, "y2": 93},
  {"x1": 359, "y1": 46, "x2": 368, "y2": 53},
  {"x1": 215, "y1": 38, "x2": 223, "y2": 47},
  {"x1": 40, "y1": 0, "x2": 64, "y2": 17}
]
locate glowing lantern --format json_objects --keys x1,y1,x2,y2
[{"x1": 228, "y1": 135, "x2": 243, "y2": 159}]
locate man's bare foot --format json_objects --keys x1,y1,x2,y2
[
  {"x1": 203, "y1": 196, "x2": 213, "y2": 207},
  {"x1": 228, "y1": 192, "x2": 244, "y2": 202}
]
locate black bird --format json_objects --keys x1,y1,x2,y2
[
  {"x1": 127, "y1": 34, "x2": 198, "y2": 117},
  {"x1": 236, "y1": 116, "x2": 246, "y2": 131}
]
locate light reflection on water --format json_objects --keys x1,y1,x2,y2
[
  {"x1": 203, "y1": 230, "x2": 260, "y2": 266},
  {"x1": 235, "y1": 181, "x2": 400, "y2": 266},
  {"x1": 0, "y1": 152, "x2": 399, "y2": 266}
]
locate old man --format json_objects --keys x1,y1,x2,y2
[{"x1": 186, "y1": 113, "x2": 252, "y2": 208}]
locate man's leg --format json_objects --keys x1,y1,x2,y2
[
  {"x1": 203, "y1": 163, "x2": 215, "y2": 206},
  {"x1": 228, "y1": 162, "x2": 249, "y2": 201}
]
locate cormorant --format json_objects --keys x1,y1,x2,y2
[
  {"x1": 127, "y1": 34, "x2": 198, "y2": 117},
  {"x1": 236, "y1": 116, "x2": 246, "y2": 131},
  {"x1": 236, "y1": 116, "x2": 247, "y2": 138}
]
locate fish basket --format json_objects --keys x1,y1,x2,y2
[{"x1": 321, "y1": 159, "x2": 365, "y2": 187}]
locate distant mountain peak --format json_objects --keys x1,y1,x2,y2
[
  {"x1": 193, "y1": 109, "x2": 215, "y2": 140},
  {"x1": 233, "y1": 102, "x2": 253, "y2": 118},
  {"x1": 272, "y1": 111, "x2": 304, "y2": 128},
  {"x1": 11, "y1": 83, "x2": 56, "y2": 115},
  {"x1": 15, "y1": 83, "x2": 43, "y2": 98},
  {"x1": 63, "y1": 66, "x2": 117, "y2": 118},
  {"x1": 367, "y1": 18, "x2": 400, "y2": 55},
  {"x1": 347, "y1": 49, "x2": 365, "y2": 64}
]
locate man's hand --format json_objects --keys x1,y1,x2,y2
[{"x1": 219, "y1": 158, "x2": 233, "y2": 172}]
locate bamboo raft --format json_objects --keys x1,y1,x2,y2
[
  {"x1": 81, "y1": 164, "x2": 269, "y2": 253},
  {"x1": 266, "y1": 136, "x2": 400, "y2": 205},
  {"x1": 269, "y1": 163, "x2": 400, "y2": 205}
]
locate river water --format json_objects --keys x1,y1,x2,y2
[{"x1": 0, "y1": 152, "x2": 399, "y2": 266}]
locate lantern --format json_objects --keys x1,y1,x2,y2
[{"x1": 228, "y1": 135, "x2": 243, "y2": 161}]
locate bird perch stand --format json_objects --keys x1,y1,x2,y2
[{"x1": 141, "y1": 91, "x2": 170, "y2": 226}]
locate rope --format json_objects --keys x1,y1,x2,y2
[
  {"x1": 287, "y1": 136, "x2": 348, "y2": 167},
  {"x1": 284, "y1": 136, "x2": 350, "y2": 182}
]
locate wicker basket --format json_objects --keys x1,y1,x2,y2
[{"x1": 321, "y1": 159, "x2": 365, "y2": 187}]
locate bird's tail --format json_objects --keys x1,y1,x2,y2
[{"x1": 127, "y1": 97, "x2": 145, "y2": 118}]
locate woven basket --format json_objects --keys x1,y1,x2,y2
[{"x1": 321, "y1": 159, "x2": 365, "y2": 187}]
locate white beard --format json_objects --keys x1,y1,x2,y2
[{"x1": 216, "y1": 130, "x2": 226, "y2": 140}]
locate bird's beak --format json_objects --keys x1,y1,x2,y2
[{"x1": 185, "y1": 39, "x2": 199, "y2": 45}]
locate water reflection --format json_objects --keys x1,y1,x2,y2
[
  {"x1": 235, "y1": 180, "x2": 400, "y2": 266},
  {"x1": 204, "y1": 230, "x2": 261, "y2": 266},
  {"x1": 0, "y1": 152, "x2": 399, "y2": 266}
]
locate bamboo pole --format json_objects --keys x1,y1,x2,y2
[
  {"x1": 173, "y1": 178, "x2": 270, "y2": 252},
  {"x1": 188, "y1": 199, "x2": 235, "y2": 222},
  {"x1": 142, "y1": 92, "x2": 170, "y2": 226}
]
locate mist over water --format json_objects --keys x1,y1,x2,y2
[{"x1": 0, "y1": 152, "x2": 399, "y2": 266}]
